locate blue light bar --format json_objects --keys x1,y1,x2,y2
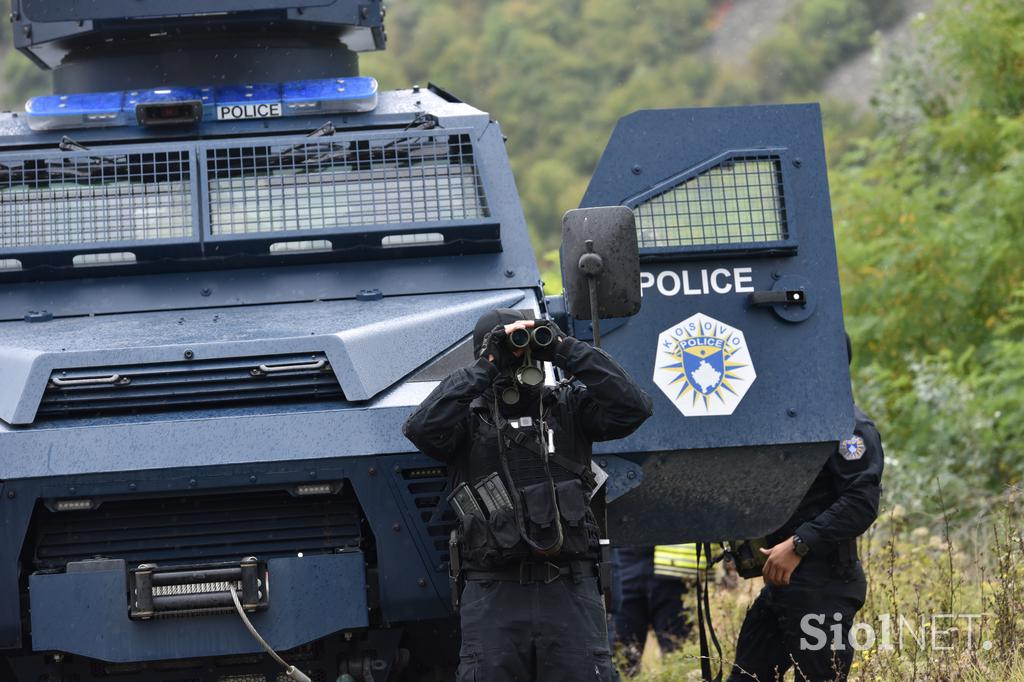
[
  {"x1": 25, "y1": 76, "x2": 379, "y2": 131},
  {"x1": 281, "y1": 78, "x2": 379, "y2": 115},
  {"x1": 25, "y1": 90, "x2": 130, "y2": 130}
]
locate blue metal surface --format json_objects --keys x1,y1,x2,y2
[
  {"x1": 30, "y1": 553, "x2": 369, "y2": 662},
  {"x1": 595, "y1": 455, "x2": 644, "y2": 504},
  {"x1": 0, "y1": 69, "x2": 541, "y2": 674},
  {"x1": 570, "y1": 104, "x2": 852, "y2": 544},
  {"x1": 579, "y1": 104, "x2": 853, "y2": 453},
  {"x1": 0, "y1": 289, "x2": 524, "y2": 424},
  {"x1": 0, "y1": 452, "x2": 457, "y2": 652}
]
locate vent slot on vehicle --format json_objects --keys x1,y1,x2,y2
[
  {"x1": 40, "y1": 352, "x2": 343, "y2": 417},
  {"x1": 205, "y1": 132, "x2": 489, "y2": 236},
  {"x1": 401, "y1": 466, "x2": 454, "y2": 573},
  {"x1": 32, "y1": 488, "x2": 363, "y2": 571}
]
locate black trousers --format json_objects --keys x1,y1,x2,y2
[
  {"x1": 612, "y1": 548, "x2": 690, "y2": 676},
  {"x1": 729, "y1": 560, "x2": 866, "y2": 682},
  {"x1": 457, "y1": 576, "x2": 618, "y2": 682}
]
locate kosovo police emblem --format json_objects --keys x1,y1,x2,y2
[
  {"x1": 652, "y1": 312, "x2": 756, "y2": 417},
  {"x1": 839, "y1": 435, "x2": 866, "y2": 461}
]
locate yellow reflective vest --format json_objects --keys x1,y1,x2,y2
[{"x1": 653, "y1": 543, "x2": 711, "y2": 579}]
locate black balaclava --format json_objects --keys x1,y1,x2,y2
[
  {"x1": 473, "y1": 308, "x2": 528, "y2": 358},
  {"x1": 472, "y1": 308, "x2": 543, "y2": 416}
]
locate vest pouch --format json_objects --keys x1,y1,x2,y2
[
  {"x1": 555, "y1": 478, "x2": 590, "y2": 555},
  {"x1": 519, "y1": 480, "x2": 563, "y2": 555},
  {"x1": 459, "y1": 513, "x2": 499, "y2": 565},
  {"x1": 488, "y1": 506, "x2": 521, "y2": 549}
]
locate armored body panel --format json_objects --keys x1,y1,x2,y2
[
  {"x1": 0, "y1": 78, "x2": 542, "y2": 679},
  {"x1": 575, "y1": 105, "x2": 853, "y2": 543}
]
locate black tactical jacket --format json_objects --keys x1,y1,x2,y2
[
  {"x1": 403, "y1": 336, "x2": 653, "y2": 569},
  {"x1": 769, "y1": 405, "x2": 885, "y2": 560}
]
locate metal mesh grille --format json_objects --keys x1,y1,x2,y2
[
  {"x1": 0, "y1": 150, "x2": 193, "y2": 249},
  {"x1": 206, "y1": 132, "x2": 489, "y2": 236},
  {"x1": 633, "y1": 156, "x2": 787, "y2": 249}
]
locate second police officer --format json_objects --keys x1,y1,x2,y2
[
  {"x1": 729, "y1": 337, "x2": 884, "y2": 682},
  {"x1": 403, "y1": 309, "x2": 653, "y2": 681}
]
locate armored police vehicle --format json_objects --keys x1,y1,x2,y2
[{"x1": 0, "y1": 2, "x2": 853, "y2": 680}]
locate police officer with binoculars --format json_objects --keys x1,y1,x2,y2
[{"x1": 403, "y1": 308, "x2": 652, "y2": 681}]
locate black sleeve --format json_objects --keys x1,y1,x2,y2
[
  {"x1": 402, "y1": 357, "x2": 498, "y2": 462},
  {"x1": 794, "y1": 407, "x2": 885, "y2": 553},
  {"x1": 553, "y1": 336, "x2": 654, "y2": 442}
]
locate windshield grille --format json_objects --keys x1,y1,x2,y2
[
  {"x1": 0, "y1": 149, "x2": 194, "y2": 249},
  {"x1": 0, "y1": 130, "x2": 493, "y2": 266},
  {"x1": 633, "y1": 155, "x2": 787, "y2": 250},
  {"x1": 205, "y1": 132, "x2": 489, "y2": 235}
]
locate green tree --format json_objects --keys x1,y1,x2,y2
[{"x1": 834, "y1": 0, "x2": 1024, "y2": 513}]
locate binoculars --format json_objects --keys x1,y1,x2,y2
[
  {"x1": 498, "y1": 324, "x2": 557, "y2": 405},
  {"x1": 506, "y1": 324, "x2": 556, "y2": 353}
]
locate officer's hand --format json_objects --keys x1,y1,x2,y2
[
  {"x1": 501, "y1": 320, "x2": 534, "y2": 359},
  {"x1": 479, "y1": 325, "x2": 511, "y2": 367},
  {"x1": 759, "y1": 537, "x2": 803, "y2": 586},
  {"x1": 530, "y1": 319, "x2": 566, "y2": 362}
]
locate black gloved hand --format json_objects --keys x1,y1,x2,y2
[
  {"x1": 479, "y1": 324, "x2": 516, "y2": 370},
  {"x1": 530, "y1": 319, "x2": 566, "y2": 362}
]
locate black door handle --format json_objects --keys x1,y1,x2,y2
[{"x1": 748, "y1": 289, "x2": 808, "y2": 307}]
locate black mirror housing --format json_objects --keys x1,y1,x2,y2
[{"x1": 560, "y1": 206, "x2": 642, "y2": 321}]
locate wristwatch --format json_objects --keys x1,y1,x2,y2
[{"x1": 792, "y1": 535, "x2": 810, "y2": 557}]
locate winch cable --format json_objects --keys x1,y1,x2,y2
[{"x1": 228, "y1": 585, "x2": 311, "y2": 682}]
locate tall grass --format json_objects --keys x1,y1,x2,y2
[{"x1": 629, "y1": 493, "x2": 1024, "y2": 681}]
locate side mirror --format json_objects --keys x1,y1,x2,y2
[{"x1": 561, "y1": 206, "x2": 641, "y2": 346}]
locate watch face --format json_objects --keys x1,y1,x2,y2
[{"x1": 794, "y1": 538, "x2": 809, "y2": 556}]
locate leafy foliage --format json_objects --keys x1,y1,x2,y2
[{"x1": 834, "y1": 0, "x2": 1024, "y2": 517}]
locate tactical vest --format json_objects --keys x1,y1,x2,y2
[{"x1": 455, "y1": 386, "x2": 600, "y2": 569}]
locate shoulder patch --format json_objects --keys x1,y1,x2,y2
[{"x1": 839, "y1": 435, "x2": 866, "y2": 461}]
